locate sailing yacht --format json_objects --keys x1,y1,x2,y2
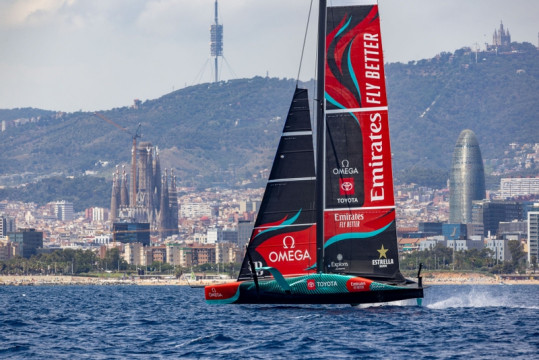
[{"x1": 205, "y1": 0, "x2": 424, "y2": 305}]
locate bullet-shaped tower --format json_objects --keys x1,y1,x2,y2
[{"x1": 449, "y1": 129, "x2": 486, "y2": 224}]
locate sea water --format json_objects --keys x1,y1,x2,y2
[{"x1": 0, "y1": 285, "x2": 537, "y2": 359}]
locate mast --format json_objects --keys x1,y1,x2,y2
[{"x1": 315, "y1": 0, "x2": 327, "y2": 273}]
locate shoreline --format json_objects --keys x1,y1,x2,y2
[
  {"x1": 0, "y1": 275, "x2": 215, "y2": 287},
  {"x1": 1, "y1": 273, "x2": 538, "y2": 286}
]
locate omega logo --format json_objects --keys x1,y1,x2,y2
[
  {"x1": 332, "y1": 159, "x2": 359, "y2": 175},
  {"x1": 283, "y1": 235, "x2": 295, "y2": 249},
  {"x1": 268, "y1": 235, "x2": 311, "y2": 263},
  {"x1": 208, "y1": 287, "x2": 223, "y2": 298}
]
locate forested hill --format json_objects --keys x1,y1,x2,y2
[
  {"x1": 1, "y1": 42, "x2": 537, "y2": 190},
  {"x1": 385, "y1": 42, "x2": 538, "y2": 172}
]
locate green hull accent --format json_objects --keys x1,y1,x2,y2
[
  {"x1": 244, "y1": 273, "x2": 404, "y2": 297},
  {"x1": 205, "y1": 273, "x2": 422, "y2": 305}
]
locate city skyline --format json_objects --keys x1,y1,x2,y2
[{"x1": 0, "y1": 0, "x2": 537, "y2": 112}]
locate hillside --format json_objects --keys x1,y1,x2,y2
[
  {"x1": 386, "y1": 42, "x2": 538, "y2": 171},
  {"x1": 1, "y1": 43, "x2": 538, "y2": 192}
]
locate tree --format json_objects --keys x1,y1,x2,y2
[
  {"x1": 100, "y1": 248, "x2": 127, "y2": 272},
  {"x1": 508, "y1": 240, "x2": 526, "y2": 273},
  {"x1": 531, "y1": 255, "x2": 537, "y2": 274}
]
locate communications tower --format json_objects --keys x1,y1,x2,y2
[{"x1": 210, "y1": 0, "x2": 223, "y2": 83}]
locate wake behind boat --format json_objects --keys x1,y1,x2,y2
[{"x1": 205, "y1": 0, "x2": 423, "y2": 305}]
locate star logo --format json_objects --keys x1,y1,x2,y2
[{"x1": 377, "y1": 245, "x2": 388, "y2": 259}]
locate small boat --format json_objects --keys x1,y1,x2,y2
[{"x1": 205, "y1": 0, "x2": 423, "y2": 305}]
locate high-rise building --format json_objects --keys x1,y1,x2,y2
[
  {"x1": 528, "y1": 211, "x2": 539, "y2": 265},
  {"x1": 7, "y1": 228, "x2": 43, "y2": 258},
  {"x1": 237, "y1": 220, "x2": 254, "y2": 249},
  {"x1": 112, "y1": 222, "x2": 150, "y2": 246},
  {"x1": 472, "y1": 200, "x2": 523, "y2": 237},
  {"x1": 53, "y1": 201, "x2": 74, "y2": 221},
  {"x1": 0, "y1": 215, "x2": 16, "y2": 237},
  {"x1": 449, "y1": 130, "x2": 486, "y2": 224}
]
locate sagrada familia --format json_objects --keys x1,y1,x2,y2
[{"x1": 110, "y1": 141, "x2": 179, "y2": 239}]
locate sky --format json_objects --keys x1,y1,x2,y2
[{"x1": 0, "y1": 0, "x2": 537, "y2": 112}]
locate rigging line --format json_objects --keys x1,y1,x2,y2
[
  {"x1": 191, "y1": 58, "x2": 210, "y2": 86},
  {"x1": 222, "y1": 56, "x2": 238, "y2": 79},
  {"x1": 296, "y1": 0, "x2": 314, "y2": 86}
]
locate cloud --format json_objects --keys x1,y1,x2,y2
[
  {"x1": 136, "y1": 0, "x2": 207, "y2": 37},
  {"x1": 1, "y1": 0, "x2": 538, "y2": 112},
  {"x1": 0, "y1": 0, "x2": 76, "y2": 27}
]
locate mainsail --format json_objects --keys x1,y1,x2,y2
[
  {"x1": 238, "y1": 88, "x2": 317, "y2": 280},
  {"x1": 321, "y1": 0, "x2": 404, "y2": 281}
]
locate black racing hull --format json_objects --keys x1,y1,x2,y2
[
  {"x1": 205, "y1": 273, "x2": 424, "y2": 305},
  {"x1": 235, "y1": 285, "x2": 424, "y2": 305}
]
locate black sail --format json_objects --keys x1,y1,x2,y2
[{"x1": 238, "y1": 88, "x2": 317, "y2": 281}]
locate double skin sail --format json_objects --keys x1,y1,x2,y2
[{"x1": 322, "y1": 1, "x2": 404, "y2": 282}]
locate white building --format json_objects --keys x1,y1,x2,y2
[
  {"x1": 193, "y1": 232, "x2": 207, "y2": 244},
  {"x1": 206, "y1": 227, "x2": 222, "y2": 244},
  {"x1": 166, "y1": 244, "x2": 192, "y2": 267},
  {"x1": 500, "y1": 178, "x2": 539, "y2": 199},
  {"x1": 92, "y1": 207, "x2": 106, "y2": 223},
  {"x1": 53, "y1": 201, "x2": 74, "y2": 221},
  {"x1": 239, "y1": 200, "x2": 260, "y2": 213},
  {"x1": 419, "y1": 236, "x2": 445, "y2": 251},
  {"x1": 215, "y1": 242, "x2": 238, "y2": 264},
  {"x1": 180, "y1": 202, "x2": 212, "y2": 219},
  {"x1": 124, "y1": 242, "x2": 143, "y2": 265},
  {"x1": 93, "y1": 234, "x2": 112, "y2": 245},
  {"x1": 446, "y1": 239, "x2": 484, "y2": 252},
  {"x1": 486, "y1": 238, "x2": 512, "y2": 262}
]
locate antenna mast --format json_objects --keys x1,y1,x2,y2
[{"x1": 210, "y1": 0, "x2": 223, "y2": 83}]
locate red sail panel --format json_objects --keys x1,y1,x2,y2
[
  {"x1": 254, "y1": 226, "x2": 317, "y2": 277},
  {"x1": 322, "y1": 1, "x2": 403, "y2": 281},
  {"x1": 325, "y1": 3, "x2": 387, "y2": 110}
]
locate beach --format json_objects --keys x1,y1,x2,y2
[
  {"x1": 1, "y1": 272, "x2": 538, "y2": 286},
  {"x1": 0, "y1": 275, "x2": 214, "y2": 286}
]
